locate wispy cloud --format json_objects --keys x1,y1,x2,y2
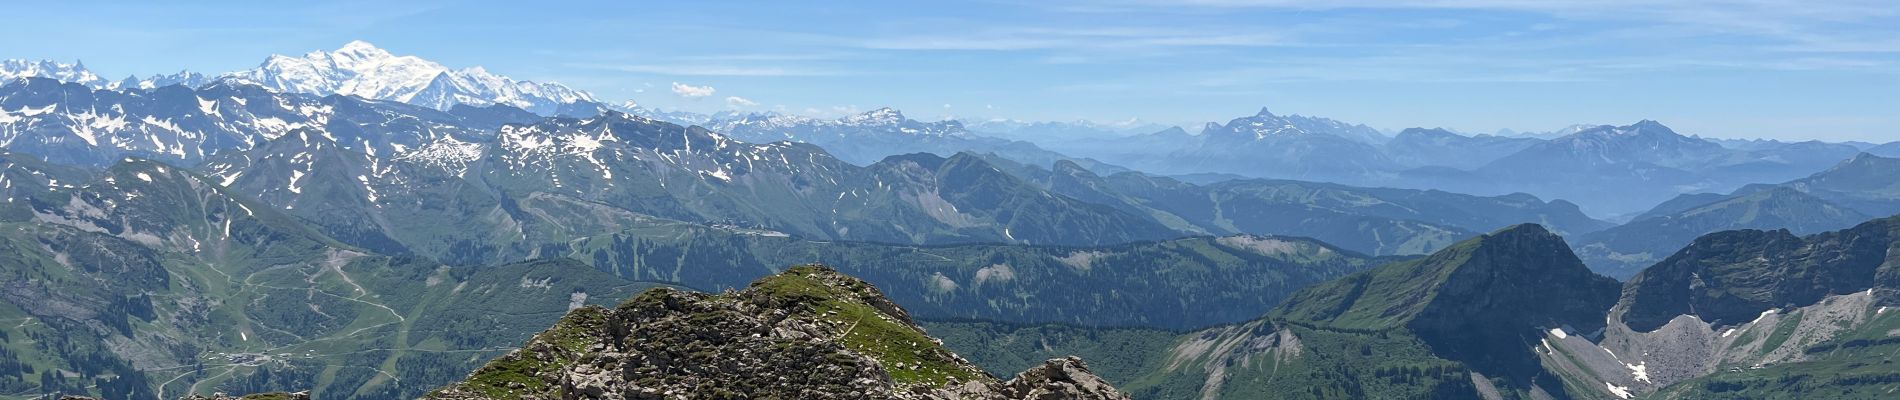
[
  {"x1": 571, "y1": 63, "x2": 841, "y2": 76},
  {"x1": 1063, "y1": 0, "x2": 1899, "y2": 45},
  {"x1": 725, "y1": 96, "x2": 759, "y2": 107},
  {"x1": 857, "y1": 26, "x2": 1289, "y2": 51},
  {"x1": 670, "y1": 82, "x2": 715, "y2": 98}
]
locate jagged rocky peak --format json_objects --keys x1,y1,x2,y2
[
  {"x1": 829, "y1": 107, "x2": 968, "y2": 135},
  {"x1": 1196, "y1": 106, "x2": 1387, "y2": 144},
  {"x1": 0, "y1": 59, "x2": 107, "y2": 87},
  {"x1": 1617, "y1": 215, "x2": 1900, "y2": 332},
  {"x1": 1567, "y1": 119, "x2": 1692, "y2": 141},
  {"x1": 846, "y1": 107, "x2": 907, "y2": 125},
  {"x1": 1205, "y1": 107, "x2": 1310, "y2": 138},
  {"x1": 1628, "y1": 119, "x2": 1672, "y2": 131},
  {"x1": 1531, "y1": 214, "x2": 1900, "y2": 398},
  {"x1": 429, "y1": 265, "x2": 1130, "y2": 399}
]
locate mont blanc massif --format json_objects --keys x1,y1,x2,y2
[{"x1": 4, "y1": 34, "x2": 1900, "y2": 400}]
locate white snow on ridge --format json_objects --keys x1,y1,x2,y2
[
  {"x1": 225, "y1": 41, "x2": 593, "y2": 114},
  {"x1": 1751, "y1": 308, "x2": 1778, "y2": 324},
  {"x1": 397, "y1": 136, "x2": 485, "y2": 175},
  {"x1": 2, "y1": 59, "x2": 210, "y2": 90},
  {"x1": 1607, "y1": 382, "x2": 1632, "y2": 399},
  {"x1": 0, "y1": 104, "x2": 56, "y2": 124},
  {"x1": 287, "y1": 170, "x2": 306, "y2": 194},
  {"x1": 0, "y1": 59, "x2": 106, "y2": 87}
]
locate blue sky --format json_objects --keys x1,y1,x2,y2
[{"x1": 5, "y1": 0, "x2": 1898, "y2": 141}]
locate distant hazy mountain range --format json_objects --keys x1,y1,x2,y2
[
  {"x1": 1033, "y1": 115, "x2": 1873, "y2": 216},
  {"x1": 8, "y1": 44, "x2": 1891, "y2": 219},
  {"x1": 1573, "y1": 152, "x2": 1900, "y2": 278},
  {"x1": 0, "y1": 73, "x2": 1607, "y2": 261},
  {"x1": 6, "y1": 41, "x2": 1886, "y2": 269},
  {"x1": 956, "y1": 106, "x2": 1883, "y2": 217}
]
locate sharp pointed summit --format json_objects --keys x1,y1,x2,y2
[{"x1": 0, "y1": 58, "x2": 108, "y2": 87}]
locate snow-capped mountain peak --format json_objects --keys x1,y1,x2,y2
[
  {"x1": 334, "y1": 40, "x2": 391, "y2": 60},
  {"x1": 1199, "y1": 106, "x2": 1388, "y2": 144},
  {"x1": 1205, "y1": 109, "x2": 1312, "y2": 139},
  {"x1": 227, "y1": 41, "x2": 595, "y2": 115},
  {"x1": 1, "y1": 59, "x2": 108, "y2": 87},
  {"x1": 841, "y1": 107, "x2": 905, "y2": 126},
  {"x1": 1563, "y1": 120, "x2": 1685, "y2": 140}
]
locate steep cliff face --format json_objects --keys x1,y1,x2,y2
[
  {"x1": 1618, "y1": 216, "x2": 1900, "y2": 332},
  {"x1": 1537, "y1": 215, "x2": 1900, "y2": 399},
  {"x1": 1403, "y1": 224, "x2": 1624, "y2": 387},
  {"x1": 428, "y1": 265, "x2": 1131, "y2": 399}
]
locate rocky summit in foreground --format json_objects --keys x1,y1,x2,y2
[{"x1": 428, "y1": 265, "x2": 1130, "y2": 399}]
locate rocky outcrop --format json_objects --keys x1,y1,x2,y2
[
  {"x1": 1539, "y1": 215, "x2": 1900, "y2": 399},
  {"x1": 428, "y1": 265, "x2": 1130, "y2": 399},
  {"x1": 995, "y1": 357, "x2": 1129, "y2": 400},
  {"x1": 1619, "y1": 215, "x2": 1899, "y2": 332}
]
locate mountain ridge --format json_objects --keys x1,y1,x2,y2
[
  {"x1": 427, "y1": 265, "x2": 1132, "y2": 399},
  {"x1": 226, "y1": 41, "x2": 594, "y2": 115}
]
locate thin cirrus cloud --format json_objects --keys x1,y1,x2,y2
[
  {"x1": 1078, "y1": 0, "x2": 1898, "y2": 43},
  {"x1": 670, "y1": 82, "x2": 716, "y2": 98},
  {"x1": 855, "y1": 27, "x2": 1288, "y2": 51},
  {"x1": 725, "y1": 96, "x2": 759, "y2": 107},
  {"x1": 571, "y1": 62, "x2": 842, "y2": 77}
]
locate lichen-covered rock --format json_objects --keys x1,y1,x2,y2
[
  {"x1": 997, "y1": 357, "x2": 1131, "y2": 400},
  {"x1": 428, "y1": 265, "x2": 1129, "y2": 399}
]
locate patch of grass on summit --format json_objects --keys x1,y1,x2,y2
[
  {"x1": 445, "y1": 306, "x2": 608, "y2": 399},
  {"x1": 753, "y1": 267, "x2": 982, "y2": 387}
]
